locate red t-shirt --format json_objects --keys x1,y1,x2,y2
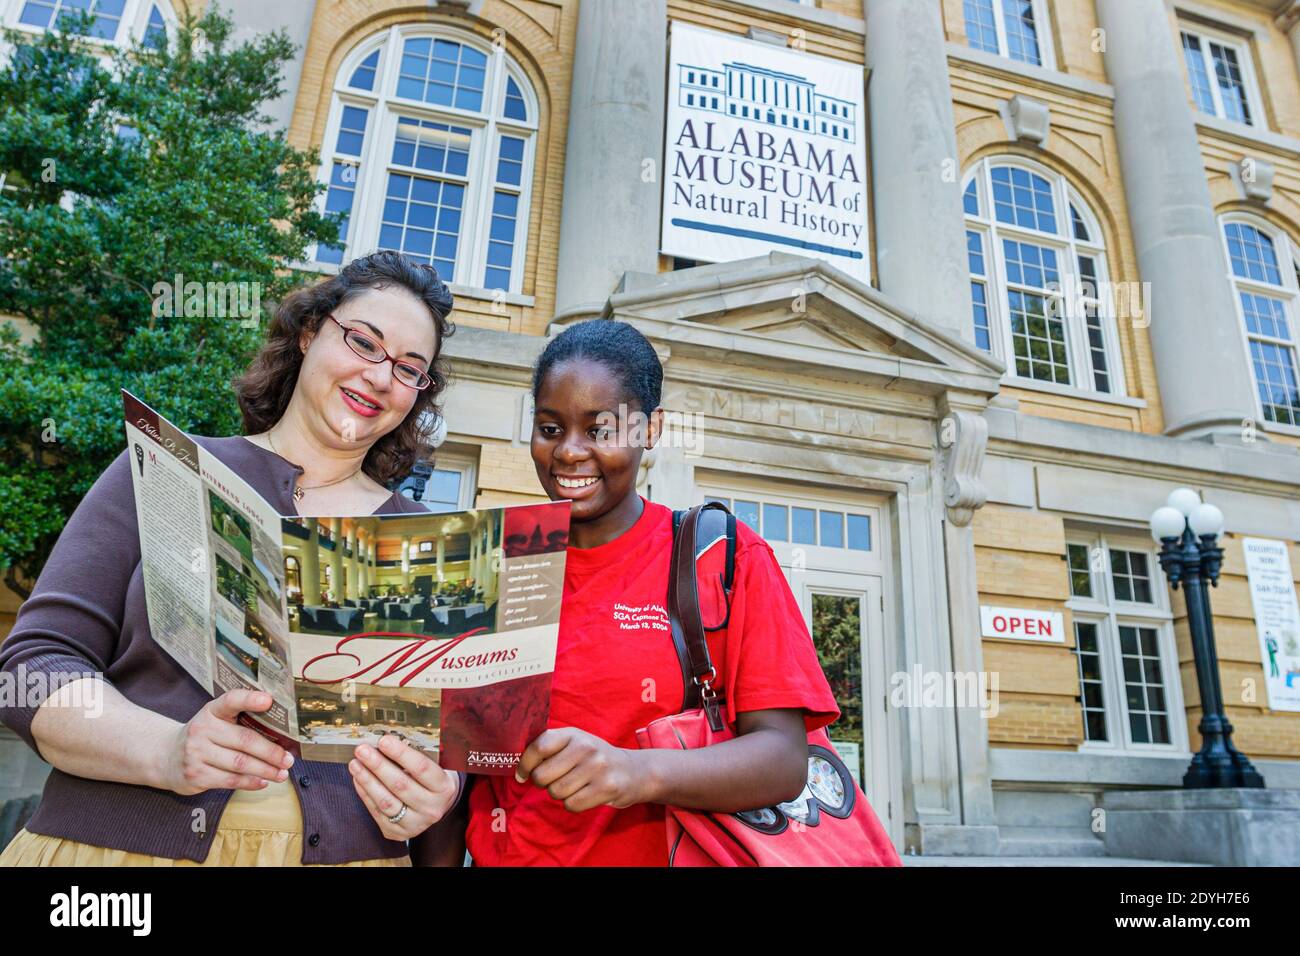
[{"x1": 465, "y1": 499, "x2": 840, "y2": 866}]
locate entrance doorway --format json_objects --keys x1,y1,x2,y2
[{"x1": 696, "y1": 478, "x2": 899, "y2": 845}]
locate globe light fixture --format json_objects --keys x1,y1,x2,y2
[
  {"x1": 1147, "y1": 493, "x2": 1264, "y2": 789},
  {"x1": 1149, "y1": 506, "x2": 1186, "y2": 542},
  {"x1": 1166, "y1": 486, "x2": 1202, "y2": 516}
]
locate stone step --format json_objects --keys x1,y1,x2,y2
[{"x1": 997, "y1": 828, "x2": 1107, "y2": 857}]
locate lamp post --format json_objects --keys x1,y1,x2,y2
[{"x1": 1149, "y1": 489, "x2": 1265, "y2": 789}]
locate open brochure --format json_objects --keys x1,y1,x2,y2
[{"x1": 122, "y1": 390, "x2": 570, "y2": 775}]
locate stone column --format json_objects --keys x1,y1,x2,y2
[
  {"x1": 220, "y1": 0, "x2": 318, "y2": 132},
  {"x1": 1096, "y1": 0, "x2": 1259, "y2": 439},
  {"x1": 301, "y1": 519, "x2": 321, "y2": 605},
  {"x1": 436, "y1": 536, "x2": 445, "y2": 584},
  {"x1": 344, "y1": 526, "x2": 358, "y2": 601},
  {"x1": 401, "y1": 535, "x2": 412, "y2": 589},
  {"x1": 472, "y1": 527, "x2": 482, "y2": 595},
  {"x1": 358, "y1": 533, "x2": 369, "y2": 597},
  {"x1": 864, "y1": 0, "x2": 972, "y2": 338},
  {"x1": 554, "y1": 0, "x2": 666, "y2": 319},
  {"x1": 328, "y1": 518, "x2": 344, "y2": 603}
]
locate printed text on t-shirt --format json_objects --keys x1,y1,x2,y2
[{"x1": 612, "y1": 603, "x2": 670, "y2": 632}]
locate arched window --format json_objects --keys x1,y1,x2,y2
[
  {"x1": 313, "y1": 25, "x2": 538, "y2": 295},
  {"x1": 963, "y1": 158, "x2": 1123, "y2": 395},
  {"x1": 1220, "y1": 217, "x2": 1300, "y2": 428},
  {"x1": 7, "y1": 0, "x2": 174, "y2": 47}
]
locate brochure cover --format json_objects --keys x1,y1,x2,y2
[{"x1": 122, "y1": 389, "x2": 569, "y2": 774}]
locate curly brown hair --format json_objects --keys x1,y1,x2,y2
[{"x1": 234, "y1": 251, "x2": 455, "y2": 486}]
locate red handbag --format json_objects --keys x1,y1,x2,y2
[{"x1": 635, "y1": 502, "x2": 902, "y2": 867}]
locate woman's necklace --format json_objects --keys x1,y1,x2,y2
[{"x1": 267, "y1": 429, "x2": 363, "y2": 502}]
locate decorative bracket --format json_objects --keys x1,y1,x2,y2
[{"x1": 938, "y1": 408, "x2": 988, "y2": 527}]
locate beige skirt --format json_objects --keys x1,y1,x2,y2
[{"x1": 0, "y1": 780, "x2": 411, "y2": 867}]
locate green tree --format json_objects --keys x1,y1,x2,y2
[{"x1": 0, "y1": 7, "x2": 338, "y2": 597}]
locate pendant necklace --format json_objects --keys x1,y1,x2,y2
[{"x1": 267, "y1": 430, "x2": 362, "y2": 501}]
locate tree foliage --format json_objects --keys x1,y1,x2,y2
[{"x1": 0, "y1": 7, "x2": 338, "y2": 596}]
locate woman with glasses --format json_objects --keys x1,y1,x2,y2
[{"x1": 0, "y1": 251, "x2": 464, "y2": 867}]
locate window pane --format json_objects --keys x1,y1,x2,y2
[
  {"x1": 1000, "y1": 0, "x2": 1042, "y2": 66},
  {"x1": 504, "y1": 76, "x2": 528, "y2": 120},
  {"x1": 1067, "y1": 543, "x2": 1093, "y2": 597},
  {"x1": 397, "y1": 36, "x2": 485, "y2": 112},
  {"x1": 1119, "y1": 625, "x2": 1169, "y2": 747},
  {"x1": 1111, "y1": 550, "x2": 1133, "y2": 602},
  {"x1": 1082, "y1": 292, "x2": 1111, "y2": 394},
  {"x1": 734, "y1": 499, "x2": 759, "y2": 532},
  {"x1": 971, "y1": 280, "x2": 991, "y2": 352},
  {"x1": 496, "y1": 135, "x2": 525, "y2": 186},
  {"x1": 1130, "y1": 714, "x2": 1150, "y2": 744},
  {"x1": 1110, "y1": 549, "x2": 1154, "y2": 604},
  {"x1": 1074, "y1": 621, "x2": 1108, "y2": 742},
  {"x1": 963, "y1": 0, "x2": 999, "y2": 55},
  {"x1": 1224, "y1": 223, "x2": 1283, "y2": 285},
  {"x1": 144, "y1": 3, "x2": 167, "y2": 48},
  {"x1": 791, "y1": 507, "x2": 816, "y2": 545},
  {"x1": 424, "y1": 468, "x2": 462, "y2": 506},
  {"x1": 1070, "y1": 204, "x2": 1090, "y2": 242},
  {"x1": 819, "y1": 511, "x2": 843, "y2": 548},
  {"x1": 349, "y1": 50, "x2": 380, "y2": 91},
  {"x1": 484, "y1": 190, "x2": 519, "y2": 290},
  {"x1": 1181, "y1": 32, "x2": 1217, "y2": 115},
  {"x1": 990, "y1": 166, "x2": 1057, "y2": 233},
  {"x1": 379, "y1": 170, "x2": 463, "y2": 278},
  {"x1": 762, "y1": 504, "x2": 788, "y2": 542},
  {"x1": 1209, "y1": 41, "x2": 1251, "y2": 125},
  {"x1": 811, "y1": 594, "x2": 864, "y2": 781},
  {"x1": 1248, "y1": 338, "x2": 1300, "y2": 426},
  {"x1": 19, "y1": 1, "x2": 55, "y2": 29},
  {"x1": 1007, "y1": 287, "x2": 1071, "y2": 385},
  {"x1": 846, "y1": 514, "x2": 871, "y2": 551}
]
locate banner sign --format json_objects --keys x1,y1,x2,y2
[
  {"x1": 661, "y1": 22, "x2": 869, "y2": 281},
  {"x1": 1242, "y1": 537, "x2": 1300, "y2": 712}
]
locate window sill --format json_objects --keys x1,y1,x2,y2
[
  {"x1": 286, "y1": 264, "x2": 536, "y2": 309},
  {"x1": 1066, "y1": 599, "x2": 1171, "y2": 621},
  {"x1": 1194, "y1": 115, "x2": 1300, "y2": 156},
  {"x1": 447, "y1": 283, "x2": 535, "y2": 308},
  {"x1": 3, "y1": 20, "x2": 123, "y2": 50},
  {"x1": 945, "y1": 43, "x2": 1113, "y2": 101},
  {"x1": 1260, "y1": 418, "x2": 1300, "y2": 439},
  {"x1": 1077, "y1": 741, "x2": 1188, "y2": 758},
  {"x1": 713, "y1": 0, "x2": 865, "y2": 35},
  {"x1": 1001, "y1": 376, "x2": 1147, "y2": 409}
]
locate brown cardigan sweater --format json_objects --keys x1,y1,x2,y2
[{"x1": 0, "y1": 434, "x2": 459, "y2": 864}]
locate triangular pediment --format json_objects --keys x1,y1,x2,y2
[{"x1": 585, "y1": 252, "x2": 1004, "y2": 395}]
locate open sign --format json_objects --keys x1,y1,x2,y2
[{"x1": 980, "y1": 606, "x2": 1065, "y2": 643}]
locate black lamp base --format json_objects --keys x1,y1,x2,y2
[{"x1": 1183, "y1": 748, "x2": 1266, "y2": 789}]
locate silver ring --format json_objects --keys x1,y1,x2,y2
[{"x1": 387, "y1": 804, "x2": 408, "y2": 824}]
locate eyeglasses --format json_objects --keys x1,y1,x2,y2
[{"x1": 326, "y1": 314, "x2": 432, "y2": 390}]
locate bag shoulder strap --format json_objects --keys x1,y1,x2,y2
[{"x1": 668, "y1": 502, "x2": 735, "y2": 729}]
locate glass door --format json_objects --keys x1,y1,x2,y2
[{"x1": 798, "y1": 572, "x2": 891, "y2": 838}]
